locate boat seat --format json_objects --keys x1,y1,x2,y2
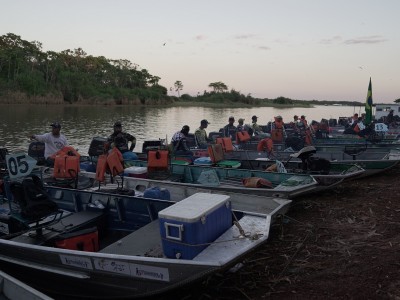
[
  {"x1": 10, "y1": 210, "x2": 106, "y2": 245},
  {"x1": 343, "y1": 145, "x2": 367, "y2": 160},
  {"x1": 207, "y1": 144, "x2": 241, "y2": 168},
  {"x1": 99, "y1": 220, "x2": 162, "y2": 256}
]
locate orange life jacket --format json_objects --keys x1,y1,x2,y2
[
  {"x1": 147, "y1": 150, "x2": 169, "y2": 171},
  {"x1": 215, "y1": 137, "x2": 234, "y2": 152},
  {"x1": 51, "y1": 146, "x2": 80, "y2": 160},
  {"x1": 106, "y1": 147, "x2": 124, "y2": 176},
  {"x1": 208, "y1": 144, "x2": 224, "y2": 163},
  {"x1": 95, "y1": 154, "x2": 108, "y2": 182},
  {"x1": 53, "y1": 155, "x2": 80, "y2": 179},
  {"x1": 236, "y1": 131, "x2": 251, "y2": 144},
  {"x1": 257, "y1": 138, "x2": 274, "y2": 153},
  {"x1": 271, "y1": 129, "x2": 283, "y2": 143}
]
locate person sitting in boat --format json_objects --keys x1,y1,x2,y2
[
  {"x1": 237, "y1": 118, "x2": 245, "y2": 132},
  {"x1": 195, "y1": 119, "x2": 212, "y2": 149},
  {"x1": 223, "y1": 116, "x2": 237, "y2": 140},
  {"x1": 108, "y1": 121, "x2": 138, "y2": 161},
  {"x1": 297, "y1": 116, "x2": 313, "y2": 145},
  {"x1": 350, "y1": 113, "x2": 359, "y2": 126},
  {"x1": 29, "y1": 122, "x2": 68, "y2": 166},
  {"x1": 172, "y1": 125, "x2": 194, "y2": 157},
  {"x1": 251, "y1": 115, "x2": 268, "y2": 138},
  {"x1": 289, "y1": 115, "x2": 300, "y2": 133},
  {"x1": 385, "y1": 110, "x2": 394, "y2": 126}
]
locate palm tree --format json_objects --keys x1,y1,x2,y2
[{"x1": 174, "y1": 80, "x2": 183, "y2": 97}]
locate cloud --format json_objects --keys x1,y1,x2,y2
[
  {"x1": 195, "y1": 35, "x2": 207, "y2": 41},
  {"x1": 320, "y1": 35, "x2": 342, "y2": 44},
  {"x1": 344, "y1": 35, "x2": 387, "y2": 44},
  {"x1": 234, "y1": 34, "x2": 257, "y2": 40}
]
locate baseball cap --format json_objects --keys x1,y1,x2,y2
[
  {"x1": 50, "y1": 122, "x2": 61, "y2": 128},
  {"x1": 201, "y1": 119, "x2": 210, "y2": 124},
  {"x1": 228, "y1": 116, "x2": 235, "y2": 121},
  {"x1": 276, "y1": 115, "x2": 282, "y2": 119},
  {"x1": 238, "y1": 118, "x2": 245, "y2": 123},
  {"x1": 182, "y1": 125, "x2": 190, "y2": 131},
  {"x1": 114, "y1": 121, "x2": 122, "y2": 127},
  {"x1": 252, "y1": 115, "x2": 258, "y2": 120}
]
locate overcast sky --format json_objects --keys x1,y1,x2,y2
[{"x1": 1, "y1": 0, "x2": 399, "y2": 102}]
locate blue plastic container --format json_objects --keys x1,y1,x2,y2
[
  {"x1": 158, "y1": 193, "x2": 232, "y2": 259},
  {"x1": 143, "y1": 187, "x2": 170, "y2": 200}
]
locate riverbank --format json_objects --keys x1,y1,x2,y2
[{"x1": 156, "y1": 166, "x2": 400, "y2": 300}]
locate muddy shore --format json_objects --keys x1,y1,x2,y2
[{"x1": 156, "y1": 166, "x2": 400, "y2": 300}]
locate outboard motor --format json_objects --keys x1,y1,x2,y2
[
  {"x1": 28, "y1": 142, "x2": 46, "y2": 165},
  {"x1": 88, "y1": 137, "x2": 108, "y2": 157},
  {"x1": 290, "y1": 146, "x2": 330, "y2": 174}
]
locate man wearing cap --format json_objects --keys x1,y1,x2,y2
[
  {"x1": 251, "y1": 115, "x2": 266, "y2": 137},
  {"x1": 30, "y1": 121, "x2": 69, "y2": 166},
  {"x1": 108, "y1": 122, "x2": 138, "y2": 160},
  {"x1": 195, "y1": 119, "x2": 212, "y2": 149},
  {"x1": 271, "y1": 115, "x2": 287, "y2": 139},
  {"x1": 237, "y1": 118, "x2": 245, "y2": 132},
  {"x1": 223, "y1": 116, "x2": 237, "y2": 140}
]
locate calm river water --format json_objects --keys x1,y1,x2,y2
[{"x1": 0, "y1": 104, "x2": 362, "y2": 154}]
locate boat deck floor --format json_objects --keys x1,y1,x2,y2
[{"x1": 99, "y1": 214, "x2": 268, "y2": 264}]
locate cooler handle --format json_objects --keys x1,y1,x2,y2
[{"x1": 164, "y1": 222, "x2": 184, "y2": 241}]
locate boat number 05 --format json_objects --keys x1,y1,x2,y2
[{"x1": 5, "y1": 153, "x2": 37, "y2": 179}]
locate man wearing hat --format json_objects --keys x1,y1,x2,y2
[
  {"x1": 30, "y1": 121, "x2": 69, "y2": 166},
  {"x1": 251, "y1": 115, "x2": 267, "y2": 137},
  {"x1": 108, "y1": 121, "x2": 137, "y2": 160},
  {"x1": 223, "y1": 116, "x2": 237, "y2": 140},
  {"x1": 237, "y1": 118, "x2": 245, "y2": 132},
  {"x1": 195, "y1": 119, "x2": 212, "y2": 149}
]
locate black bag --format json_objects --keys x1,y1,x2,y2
[
  {"x1": 10, "y1": 175, "x2": 58, "y2": 220},
  {"x1": 285, "y1": 137, "x2": 304, "y2": 151},
  {"x1": 88, "y1": 137, "x2": 108, "y2": 156},
  {"x1": 306, "y1": 157, "x2": 331, "y2": 174}
]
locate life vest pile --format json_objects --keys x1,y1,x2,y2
[
  {"x1": 215, "y1": 137, "x2": 234, "y2": 152},
  {"x1": 53, "y1": 146, "x2": 81, "y2": 179},
  {"x1": 236, "y1": 131, "x2": 251, "y2": 144},
  {"x1": 95, "y1": 147, "x2": 124, "y2": 182}
]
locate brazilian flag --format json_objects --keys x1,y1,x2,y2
[{"x1": 365, "y1": 77, "x2": 373, "y2": 125}]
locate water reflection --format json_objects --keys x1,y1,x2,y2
[{"x1": 0, "y1": 104, "x2": 360, "y2": 154}]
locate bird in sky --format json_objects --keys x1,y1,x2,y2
[{"x1": 163, "y1": 43, "x2": 166, "y2": 46}]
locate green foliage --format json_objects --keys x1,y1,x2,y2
[
  {"x1": 395, "y1": 98, "x2": 400, "y2": 103},
  {"x1": 208, "y1": 81, "x2": 228, "y2": 93},
  {"x1": 0, "y1": 33, "x2": 169, "y2": 103},
  {"x1": 273, "y1": 96, "x2": 293, "y2": 104}
]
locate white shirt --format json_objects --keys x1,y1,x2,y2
[{"x1": 34, "y1": 132, "x2": 68, "y2": 158}]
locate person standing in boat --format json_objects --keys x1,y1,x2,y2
[
  {"x1": 195, "y1": 119, "x2": 212, "y2": 149},
  {"x1": 30, "y1": 122, "x2": 68, "y2": 166},
  {"x1": 223, "y1": 116, "x2": 237, "y2": 140},
  {"x1": 172, "y1": 125, "x2": 194, "y2": 157},
  {"x1": 108, "y1": 121, "x2": 138, "y2": 161}
]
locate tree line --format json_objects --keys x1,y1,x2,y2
[
  {"x1": 1, "y1": 33, "x2": 375, "y2": 106},
  {"x1": 0, "y1": 33, "x2": 168, "y2": 103}
]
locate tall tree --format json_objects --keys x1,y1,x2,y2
[
  {"x1": 208, "y1": 81, "x2": 228, "y2": 93},
  {"x1": 174, "y1": 80, "x2": 183, "y2": 97}
]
